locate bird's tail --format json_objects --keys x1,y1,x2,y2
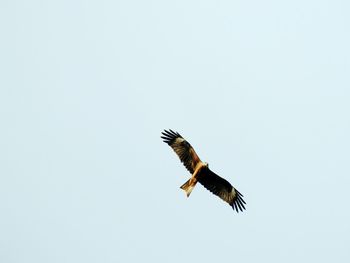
[{"x1": 180, "y1": 178, "x2": 197, "y2": 197}]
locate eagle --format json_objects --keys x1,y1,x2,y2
[{"x1": 161, "y1": 129, "x2": 246, "y2": 212}]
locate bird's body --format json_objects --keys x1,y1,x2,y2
[
  {"x1": 179, "y1": 161, "x2": 207, "y2": 197},
  {"x1": 161, "y1": 129, "x2": 246, "y2": 212}
]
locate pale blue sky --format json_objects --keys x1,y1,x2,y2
[{"x1": 1, "y1": 1, "x2": 349, "y2": 262}]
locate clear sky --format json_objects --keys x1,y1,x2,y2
[{"x1": 1, "y1": 0, "x2": 349, "y2": 262}]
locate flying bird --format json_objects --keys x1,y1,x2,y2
[{"x1": 161, "y1": 129, "x2": 246, "y2": 212}]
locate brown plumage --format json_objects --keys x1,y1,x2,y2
[{"x1": 161, "y1": 129, "x2": 246, "y2": 212}]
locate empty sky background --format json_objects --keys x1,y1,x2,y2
[{"x1": 1, "y1": 1, "x2": 349, "y2": 262}]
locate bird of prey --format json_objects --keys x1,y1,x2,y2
[{"x1": 161, "y1": 129, "x2": 246, "y2": 212}]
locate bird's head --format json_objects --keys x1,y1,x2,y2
[{"x1": 204, "y1": 162, "x2": 209, "y2": 167}]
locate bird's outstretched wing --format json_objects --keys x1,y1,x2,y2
[
  {"x1": 161, "y1": 129, "x2": 201, "y2": 174},
  {"x1": 198, "y1": 168, "x2": 246, "y2": 212}
]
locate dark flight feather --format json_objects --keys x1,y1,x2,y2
[
  {"x1": 161, "y1": 129, "x2": 201, "y2": 174},
  {"x1": 197, "y1": 168, "x2": 246, "y2": 212}
]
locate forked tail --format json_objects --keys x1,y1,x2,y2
[{"x1": 180, "y1": 179, "x2": 197, "y2": 197}]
